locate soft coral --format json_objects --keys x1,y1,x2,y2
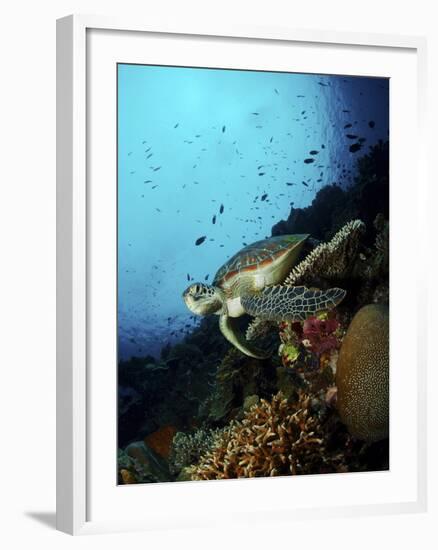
[{"x1": 301, "y1": 314, "x2": 340, "y2": 356}]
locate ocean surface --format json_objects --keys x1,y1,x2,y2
[{"x1": 117, "y1": 64, "x2": 389, "y2": 360}]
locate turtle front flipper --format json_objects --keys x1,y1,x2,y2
[
  {"x1": 241, "y1": 285, "x2": 346, "y2": 322},
  {"x1": 219, "y1": 314, "x2": 269, "y2": 359}
]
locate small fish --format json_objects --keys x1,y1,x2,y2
[
  {"x1": 346, "y1": 134, "x2": 358, "y2": 139},
  {"x1": 270, "y1": 136, "x2": 273, "y2": 143},
  {"x1": 222, "y1": 125, "x2": 226, "y2": 133},
  {"x1": 309, "y1": 150, "x2": 319, "y2": 155},
  {"x1": 219, "y1": 204, "x2": 224, "y2": 214},
  {"x1": 153, "y1": 166, "x2": 162, "y2": 171},
  {"x1": 151, "y1": 185, "x2": 158, "y2": 189},
  {"x1": 257, "y1": 165, "x2": 264, "y2": 170},
  {"x1": 156, "y1": 208, "x2": 161, "y2": 212},
  {"x1": 342, "y1": 109, "x2": 350, "y2": 113},
  {"x1": 286, "y1": 182, "x2": 296, "y2": 186},
  {"x1": 301, "y1": 181, "x2": 309, "y2": 187},
  {"x1": 274, "y1": 88, "x2": 279, "y2": 94},
  {"x1": 147, "y1": 153, "x2": 153, "y2": 159},
  {"x1": 212, "y1": 215, "x2": 216, "y2": 224},
  {"x1": 349, "y1": 143, "x2": 362, "y2": 153},
  {"x1": 368, "y1": 120, "x2": 375, "y2": 128},
  {"x1": 174, "y1": 123, "x2": 179, "y2": 128},
  {"x1": 251, "y1": 112, "x2": 259, "y2": 115},
  {"x1": 261, "y1": 193, "x2": 268, "y2": 201},
  {"x1": 318, "y1": 81, "x2": 328, "y2": 86},
  {"x1": 195, "y1": 236, "x2": 207, "y2": 246},
  {"x1": 296, "y1": 94, "x2": 305, "y2": 98},
  {"x1": 144, "y1": 180, "x2": 152, "y2": 183},
  {"x1": 344, "y1": 123, "x2": 352, "y2": 129},
  {"x1": 304, "y1": 158, "x2": 315, "y2": 164},
  {"x1": 205, "y1": 274, "x2": 209, "y2": 281},
  {"x1": 187, "y1": 273, "x2": 190, "y2": 281},
  {"x1": 258, "y1": 172, "x2": 265, "y2": 176}
]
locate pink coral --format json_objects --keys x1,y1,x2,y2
[{"x1": 301, "y1": 315, "x2": 340, "y2": 355}]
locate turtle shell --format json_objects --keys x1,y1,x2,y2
[{"x1": 213, "y1": 234, "x2": 309, "y2": 288}]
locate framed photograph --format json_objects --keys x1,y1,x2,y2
[{"x1": 56, "y1": 15, "x2": 427, "y2": 535}]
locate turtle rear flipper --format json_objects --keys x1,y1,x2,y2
[
  {"x1": 219, "y1": 314, "x2": 270, "y2": 359},
  {"x1": 241, "y1": 285, "x2": 346, "y2": 322}
]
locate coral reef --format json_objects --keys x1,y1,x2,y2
[
  {"x1": 191, "y1": 391, "x2": 347, "y2": 480},
  {"x1": 145, "y1": 425, "x2": 177, "y2": 459},
  {"x1": 118, "y1": 442, "x2": 172, "y2": 484},
  {"x1": 300, "y1": 313, "x2": 341, "y2": 356},
  {"x1": 169, "y1": 428, "x2": 224, "y2": 475},
  {"x1": 118, "y1": 316, "x2": 228, "y2": 447},
  {"x1": 277, "y1": 314, "x2": 341, "y2": 396},
  {"x1": 245, "y1": 317, "x2": 276, "y2": 342},
  {"x1": 200, "y1": 347, "x2": 277, "y2": 425},
  {"x1": 336, "y1": 304, "x2": 389, "y2": 442},
  {"x1": 284, "y1": 219, "x2": 365, "y2": 287},
  {"x1": 117, "y1": 140, "x2": 390, "y2": 482}
]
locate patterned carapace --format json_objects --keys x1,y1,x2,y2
[{"x1": 213, "y1": 235, "x2": 309, "y2": 286}]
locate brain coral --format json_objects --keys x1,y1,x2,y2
[{"x1": 336, "y1": 304, "x2": 389, "y2": 442}]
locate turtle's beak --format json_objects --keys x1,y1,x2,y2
[{"x1": 182, "y1": 283, "x2": 223, "y2": 316}]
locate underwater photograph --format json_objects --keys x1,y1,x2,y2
[{"x1": 117, "y1": 64, "x2": 389, "y2": 484}]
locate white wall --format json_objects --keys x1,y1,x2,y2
[{"x1": 0, "y1": 0, "x2": 436, "y2": 548}]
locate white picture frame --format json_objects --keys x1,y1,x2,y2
[{"x1": 56, "y1": 14, "x2": 428, "y2": 535}]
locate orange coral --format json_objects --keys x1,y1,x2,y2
[
  {"x1": 120, "y1": 468, "x2": 137, "y2": 484},
  {"x1": 192, "y1": 391, "x2": 344, "y2": 480},
  {"x1": 144, "y1": 425, "x2": 177, "y2": 459}
]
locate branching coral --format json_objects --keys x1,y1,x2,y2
[
  {"x1": 191, "y1": 391, "x2": 345, "y2": 480},
  {"x1": 284, "y1": 219, "x2": 365, "y2": 287},
  {"x1": 245, "y1": 317, "x2": 276, "y2": 342},
  {"x1": 169, "y1": 428, "x2": 225, "y2": 475},
  {"x1": 246, "y1": 220, "x2": 364, "y2": 343}
]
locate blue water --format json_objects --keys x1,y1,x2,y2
[{"x1": 118, "y1": 64, "x2": 389, "y2": 360}]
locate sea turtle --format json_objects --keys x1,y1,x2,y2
[{"x1": 183, "y1": 235, "x2": 346, "y2": 358}]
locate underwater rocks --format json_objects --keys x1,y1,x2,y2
[
  {"x1": 200, "y1": 347, "x2": 278, "y2": 425},
  {"x1": 118, "y1": 441, "x2": 172, "y2": 483},
  {"x1": 118, "y1": 316, "x2": 229, "y2": 447},
  {"x1": 145, "y1": 425, "x2": 177, "y2": 459},
  {"x1": 336, "y1": 304, "x2": 389, "y2": 442},
  {"x1": 272, "y1": 141, "x2": 389, "y2": 247}
]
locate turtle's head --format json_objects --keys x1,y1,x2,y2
[{"x1": 183, "y1": 283, "x2": 224, "y2": 316}]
